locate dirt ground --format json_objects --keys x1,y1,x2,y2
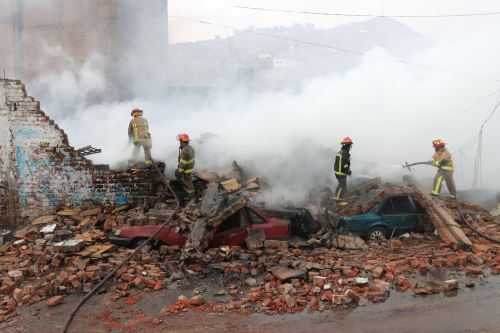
[{"x1": 1, "y1": 273, "x2": 498, "y2": 333}]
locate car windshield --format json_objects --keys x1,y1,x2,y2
[
  {"x1": 216, "y1": 209, "x2": 244, "y2": 233},
  {"x1": 412, "y1": 198, "x2": 426, "y2": 214},
  {"x1": 247, "y1": 208, "x2": 266, "y2": 224},
  {"x1": 381, "y1": 196, "x2": 413, "y2": 214},
  {"x1": 369, "y1": 203, "x2": 380, "y2": 213}
]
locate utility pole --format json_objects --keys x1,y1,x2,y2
[
  {"x1": 164, "y1": 0, "x2": 169, "y2": 46},
  {"x1": 12, "y1": 0, "x2": 24, "y2": 79}
]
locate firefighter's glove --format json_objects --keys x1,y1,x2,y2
[
  {"x1": 347, "y1": 170, "x2": 352, "y2": 176},
  {"x1": 175, "y1": 169, "x2": 180, "y2": 179},
  {"x1": 439, "y1": 159, "x2": 448, "y2": 167}
]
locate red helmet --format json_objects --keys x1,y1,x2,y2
[
  {"x1": 176, "y1": 133, "x2": 191, "y2": 142},
  {"x1": 131, "y1": 107, "x2": 143, "y2": 116},
  {"x1": 432, "y1": 139, "x2": 445, "y2": 148},
  {"x1": 341, "y1": 137, "x2": 353, "y2": 145}
]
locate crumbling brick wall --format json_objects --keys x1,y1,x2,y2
[
  {"x1": 0, "y1": 79, "x2": 153, "y2": 224},
  {"x1": 0, "y1": 181, "x2": 7, "y2": 224}
]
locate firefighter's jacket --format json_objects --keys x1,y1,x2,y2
[
  {"x1": 128, "y1": 117, "x2": 150, "y2": 142},
  {"x1": 432, "y1": 148, "x2": 454, "y2": 171},
  {"x1": 334, "y1": 148, "x2": 351, "y2": 176},
  {"x1": 178, "y1": 144, "x2": 195, "y2": 174}
]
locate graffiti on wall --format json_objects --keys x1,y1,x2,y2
[{"x1": 1, "y1": 80, "x2": 152, "y2": 221}]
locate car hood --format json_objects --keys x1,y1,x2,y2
[{"x1": 343, "y1": 212, "x2": 379, "y2": 223}]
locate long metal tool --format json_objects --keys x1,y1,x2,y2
[{"x1": 402, "y1": 161, "x2": 432, "y2": 171}]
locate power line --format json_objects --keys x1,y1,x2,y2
[
  {"x1": 480, "y1": 96, "x2": 500, "y2": 127},
  {"x1": 454, "y1": 88, "x2": 500, "y2": 151},
  {"x1": 169, "y1": 15, "x2": 500, "y2": 83},
  {"x1": 233, "y1": 5, "x2": 500, "y2": 19},
  {"x1": 457, "y1": 88, "x2": 500, "y2": 116}
]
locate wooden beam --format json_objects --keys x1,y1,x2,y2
[{"x1": 403, "y1": 175, "x2": 472, "y2": 249}]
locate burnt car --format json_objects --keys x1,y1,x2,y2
[
  {"x1": 109, "y1": 205, "x2": 320, "y2": 248},
  {"x1": 337, "y1": 194, "x2": 429, "y2": 240}
]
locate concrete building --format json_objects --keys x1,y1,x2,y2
[{"x1": 0, "y1": 0, "x2": 168, "y2": 87}]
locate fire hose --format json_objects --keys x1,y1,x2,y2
[
  {"x1": 455, "y1": 198, "x2": 500, "y2": 244},
  {"x1": 62, "y1": 161, "x2": 180, "y2": 333}
]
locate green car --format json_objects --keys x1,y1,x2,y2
[{"x1": 338, "y1": 194, "x2": 428, "y2": 240}]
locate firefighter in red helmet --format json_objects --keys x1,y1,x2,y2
[
  {"x1": 334, "y1": 137, "x2": 353, "y2": 204},
  {"x1": 430, "y1": 139, "x2": 456, "y2": 199}
]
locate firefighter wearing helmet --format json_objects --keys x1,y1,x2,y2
[
  {"x1": 176, "y1": 133, "x2": 195, "y2": 200},
  {"x1": 334, "y1": 137, "x2": 353, "y2": 204},
  {"x1": 429, "y1": 139, "x2": 456, "y2": 198},
  {"x1": 128, "y1": 107, "x2": 152, "y2": 167}
]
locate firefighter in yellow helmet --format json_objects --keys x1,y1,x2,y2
[
  {"x1": 128, "y1": 107, "x2": 152, "y2": 167},
  {"x1": 176, "y1": 133, "x2": 195, "y2": 199},
  {"x1": 430, "y1": 139, "x2": 457, "y2": 199}
]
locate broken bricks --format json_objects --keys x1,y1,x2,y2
[
  {"x1": 46, "y1": 295, "x2": 64, "y2": 307},
  {"x1": 270, "y1": 265, "x2": 305, "y2": 281},
  {"x1": 53, "y1": 239, "x2": 84, "y2": 253},
  {"x1": 0, "y1": 171, "x2": 499, "y2": 323},
  {"x1": 443, "y1": 279, "x2": 458, "y2": 291},
  {"x1": 331, "y1": 235, "x2": 366, "y2": 250},
  {"x1": 264, "y1": 239, "x2": 288, "y2": 250}
]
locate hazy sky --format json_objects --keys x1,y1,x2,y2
[{"x1": 169, "y1": 0, "x2": 500, "y2": 43}]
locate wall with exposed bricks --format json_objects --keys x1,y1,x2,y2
[{"x1": 0, "y1": 79, "x2": 153, "y2": 224}]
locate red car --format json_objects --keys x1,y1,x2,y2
[{"x1": 109, "y1": 205, "x2": 296, "y2": 248}]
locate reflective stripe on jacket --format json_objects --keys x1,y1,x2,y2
[
  {"x1": 334, "y1": 148, "x2": 350, "y2": 176},
  {"x1": 178, "y1": 144, "x2": 195, "y2": 174},
  {"x1": 128, "y1": 117, "x2": 150, "y2": 142},
  {"x1": 432, "y1": 148, "x2": 454, "y2": 171}
]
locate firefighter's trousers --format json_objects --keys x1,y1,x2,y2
[
  {"x1": 432, "y1": 169, "x2": 456, "y2": 197},
  {"x1": 335, "y1": 175, "x2": 347, "y2": 200},
  {"x1": 132, "y1": 140, "x2": 152, "y2": 166}
]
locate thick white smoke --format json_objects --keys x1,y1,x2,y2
[{"x1": 25, "y1": 18, "x2": 500, "y2": 204}]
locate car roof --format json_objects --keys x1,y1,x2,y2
[{"x1": 384, "y1": 193, "x2": 413, "y2": 198}]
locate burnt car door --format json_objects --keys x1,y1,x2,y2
[
  {"x1": 381, "y1": 195, "x2": 417, "y2": 236},
  {"x1": 246, "y1": 207, "x2": 290, "y2": 239},
  {"x1": 210, "y1": 209, "x2": 248, "y2": 246}
]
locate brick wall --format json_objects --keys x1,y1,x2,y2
[
  {"x1": 0, "y1": 79, "x2": 153, "y2": 225},
  {"x1": 0, "y1": 180, "x2": 7, "y2": 224}
]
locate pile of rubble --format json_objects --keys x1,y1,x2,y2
[
  {"x1": 0, "y1": 205, "x2": 172, "y2": 321},
  {"x1": 0, "y1": 166, "x2": 261, "y2": 322},
  {"x1": 161, "y1": 226, "x2": 498, "y2": 316},
  {"x1": 0, "y1": 175, "x2": 499, "y2": 323}
]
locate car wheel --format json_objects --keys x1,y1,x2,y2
[{"x1": 367, "y1": 227, "x2": 387, "y2": 240}]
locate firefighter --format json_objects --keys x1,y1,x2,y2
[
  {"x1": 128, "y1": 107, "x2": 152, "y2": 167},
  {"x1": 176, "y1": 133, "x2": 195, "y2": 199},
  {"x1": 430, "y1": 139, "x2": 457, "y2": 199},
  {"x1": 334, "y1": 137, "x2": 353, "y2": 203}
]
